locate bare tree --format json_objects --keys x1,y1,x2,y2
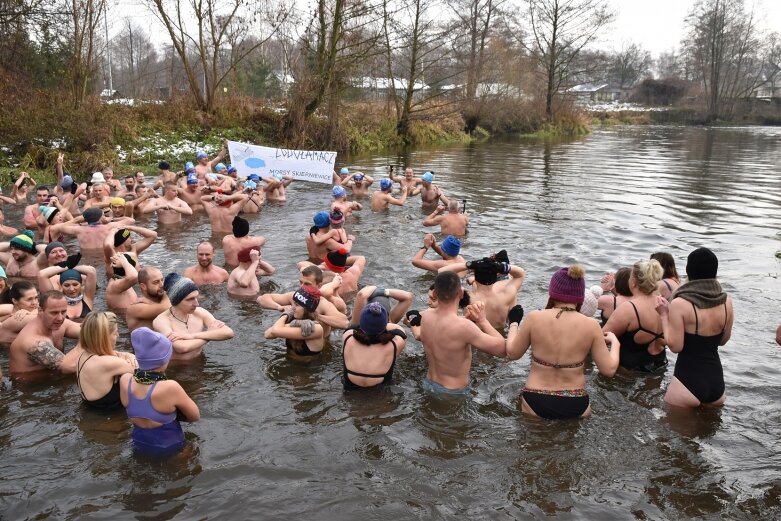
[
  {"x1": 525, "y1": 0, "x2": 614, "y2": 122},
  {"x1": 682, "y1": 0, "x2": 763, "y2": 121},
  {"x1": 67, "y1": 0, "x2": 106, "y2": 108},
  {"x1": 282, "y1": 0, "x2": 386, "y2": 145},
  {"x1": 148, "y1": 0, "x2": 288, "y2": 112},
  {"x1": 111, "y1": 20, "x2": 161, "y2": 98},
  {"x1": 607, "y1": 42, "x2": 651, "y2": 88}
]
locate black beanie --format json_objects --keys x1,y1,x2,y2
[
  {"x1": 232, "y1": 216, "x2": 249, "y2": 238},
  {"x1": 686, "y1": 247, "x2": 718, "y2": 280}
]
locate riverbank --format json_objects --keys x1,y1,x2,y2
[
  {"x1": 0, "y1": 93, "x2": 472, "y2": 184},
  {"x1": 3, "y1": 92, "x2": 779, "y2": 186}
]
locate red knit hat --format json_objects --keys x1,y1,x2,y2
[
  {"x1": 548, "y1": 266, "x2": 585, "y2": 304},
  {"x1": 324, "y1": 248, "x2": 348, "y2": 273}
]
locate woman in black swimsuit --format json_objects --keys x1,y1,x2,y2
[
  {"x1": 597, "y1": 267, "x2": 633, "y2": 326},
  {"x1": 651, "y1": 251, "x2": 681, "y2": 301},
  {"x1": 507, "y1": 265, "x2": 621, "y2": 419},
  {"x1": 656, "y1": 247, "x2": 734, "y2": 408},
  {"x1": 603, "y1": 259, "x2": 667, "y2": 373},
  {"x1": 76, "y1": 311, "x2": 138, "y2": 410},
  {"x1": 37, "y1": 265, "x2": 97, "y2": 321},
  {"x1": 342, "y1": 302, "x2": 407, "y2": 390},
  {"x1": 264, "y1": 286, "x2": 326, "y2": 363}
]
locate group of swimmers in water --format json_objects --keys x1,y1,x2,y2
[{"x1": 0, "y1": 147, "x2": 744, "y2": 455}]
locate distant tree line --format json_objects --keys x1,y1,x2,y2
[{"x1": 1, "y1": 0, "x2": 779, "y2": 146}]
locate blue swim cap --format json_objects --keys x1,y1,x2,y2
[
  {"x1": 60, "y1": 175, "x2": 73, "y2": 188},
  {"x1": 185, "y1": 161, "x2": 194, "y2": 170},
  {"x1": 354, "y1": 174, "x2": 364, "y2": 182},
  {"x1": 186, "y1": 173, "x2": 198, "y2": 185},
  {"x1": 332, "y1": 185, "x2": 346, "y2": 198},
  {"x1": 422, "y1": 171, "x2": 433, "y2": 183},
  {"x1": 380, "y1": 178, "x2": 392, "y2": 191},
  {"x1": 339, "y1": 167, "x2": 349, "y2": 175},
  {"x1": 248, "y1": 174, "x2": 260, "y2": 182},
  {"x1": 273, "y1": 172, "x2": 284, "y2": 181},
  {"x1": 227, "y1": 165, "x2": 237, "y2": 175},
  {"x1": 207, "y1": 173, "x2": 218, "y2": 181},
  {"x1": 313, "y1": 211, "x2": 330, "y2": 228},
  {"x1": 441, "y1": 235, "x2": 461, "y2": 257},
  {"x1": 215, "y1": 162, "x2": 226, "y2": 172},
  {"x1": 244, "y1": 180, "x2": 257, "y2": 190},
  {"x1": 196, "y1": 151, "x2": 208, "y2": 160}
]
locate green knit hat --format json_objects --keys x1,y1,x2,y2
[{"x1": 10, "y1": 230, "x2": 37, "y2": 254}]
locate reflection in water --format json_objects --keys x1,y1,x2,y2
[{"x1": 2, "y1": 126, "x2": 781, "y2": 518}]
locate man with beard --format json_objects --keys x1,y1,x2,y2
[
  {"x1": 126, "y1": 266, "x2": 170, "y2": 331},
  {"x1": 0, "y1": 231, "x2": 46, "y2": 277},
  {"x1": 183, "y1": 242, "x2": 229, "y2": 285},
  {"x1": 9, "y1": 291, "x2": 82, "y2": 374}
]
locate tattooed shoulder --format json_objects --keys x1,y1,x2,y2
[{"x1": 27, "y1": 340, "x2": 64, "y2": 370}]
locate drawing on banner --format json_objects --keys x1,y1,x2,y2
[{"x1": 227, "y1": 140, "x2": 336, "y2": 185}]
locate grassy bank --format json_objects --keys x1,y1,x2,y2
[{"x1": 0, "y1": 92, "x2": 474, "y2": 184}]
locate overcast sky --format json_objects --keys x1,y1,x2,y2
[
  {"x1": 111, "y1": 0, "x2": 781, "y2": 58},
  {"x1": 606, "y1": 0, "x2": 781, "y2": 55}
]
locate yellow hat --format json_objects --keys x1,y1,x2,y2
[{"x1": 110, "y1": 197, "x2": 126, "y2": 207}]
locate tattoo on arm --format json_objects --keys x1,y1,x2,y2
[{"x1": 27, "y1": 340, "x2": 64, "y2": 370}]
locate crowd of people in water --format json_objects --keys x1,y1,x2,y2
[{"x1": 0, "y1": 143, "x2": 757, "y2": 455}]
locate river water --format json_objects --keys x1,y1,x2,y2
[{"x1": 1, "y1": 126, "x2": 780, "y2": 519}]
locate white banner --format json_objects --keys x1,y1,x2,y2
[{"x1": 226, "y1": 140, "x2": 336, "y2": 185}]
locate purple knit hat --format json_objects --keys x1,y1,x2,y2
[{"x1": 548, "y1": 267, "x2": 585, "y2": 304}]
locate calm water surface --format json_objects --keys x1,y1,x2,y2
[{"x1": 1, "y1": 126, "x2": 780, "y2": 519}]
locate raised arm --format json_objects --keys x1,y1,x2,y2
[
  {"x1": 37, "y1": 265, "x2": 66, "y2": 291},
  {"x1": 463, "y1": 301, "x2": 506, "y2": 357},
  {"x1": 126, "y1": 225, "x2": 158, "y2": 253}
]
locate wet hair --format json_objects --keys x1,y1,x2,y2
[
  {"x1": 39, "y1": 290, "x2": 65, "y2": 309},
  {"x1": 36, "y1": 186, "x2": 50, "y2": 193},
  {"x1": 433, "y1": 271, "x2": 461, "y2": 302},
  {"x1": 614, "y1": 267, "x2": 632, "y2": 297},
  {"x1": 3, "y1": 280, "x2": 35, "y2": 305},
  {"x1": 351, "y1": 328, "x2": 398, "y2": 346},
  {"x1": 650, "y1": 252, "x2": 679, "y2": 281},
  {"x1": 632, "y1": 259, "x2": 664, "y2": 295},
  {"x1": 301, "y1": 265, "x2": 324, "y2": 285},
  {"x1": 80, "y1": 312, "x2": 118, "y2": 356},
  {"x1": 447, "y1": 200, "x2": 459, "y2": 212}
]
